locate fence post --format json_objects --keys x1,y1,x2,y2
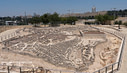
[
  {"x1": 60, "y1": 70, "x2": 61, "y2": 73},
  {"x1": 20, "y1": 67, "x2": 22, "y2": 73},
  {"x1": 1, "y1": 37, "x2": 2, "y2": 42},
  {"x1": 45, "y1": 69, "x2": 47, "y2": 73},
  {"x1": 98, "y1": 70, "x2": 100, "y2": 73},
  {"x1": 33, "y1": 68, "x2": 34, "y2": 73},
  {"x1": 117, "y1": 61, "x2": 120, "y2": 70},
  {"x1": 105, "y1": 67, "x2": 107, "y2": 73},
  {"x1": 8, "y1": 66, "x2": 10, "y2": 73},
  {"x1": 112, "y1": 64, "x2": 114, "y2": 73}
]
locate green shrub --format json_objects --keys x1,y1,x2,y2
[{"x1": 123, "y1": 22, "x2": 127, "y2": 26}]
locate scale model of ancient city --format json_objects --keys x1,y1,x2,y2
[{"x1": 0, "y1": 7, "x2": 127, "y2": 73}]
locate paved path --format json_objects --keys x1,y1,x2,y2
[
  {"x1": 117, "y1": 27, "x2": 127, "y2": 73},
  {"x1": 95, "y1": 25, "x2": 127, "y2": 73}
]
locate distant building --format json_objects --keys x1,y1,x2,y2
[
  {"x1": 33, "y1": 13, "x2": 40, "y2": 17},
  {"x1": 83, "y1": 30, "x2": 106, "y2": 39},
  {"x1": 92, "y1": 6, "x2": 96, "y2": 13},
  {"x1": 26, "y1": 15, "x2": 33, "y2": 18},
  {"x1": 61, "y1": 11, "x2": 107, "y2": 17},
  {"x1": 5, "y1": 21, "x2": 17, "y2": 25},
  {"x1": 84, "y1": 19, "x2": 96, "y2": 25}
]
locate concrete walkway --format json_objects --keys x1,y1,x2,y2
[
  {"x1": 95, "y1": 25, "x2": 127, "y2": 73},
  {"x1": 117, "y1": 27, "x2": 127, "y2": 73}
]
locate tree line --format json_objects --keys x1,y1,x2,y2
[
  {"x1": 29, "y1": 12, "x2": 77, "y2": 27},
  {"x1": 95, "y1": 14, "x2": 124, "y2": 29},
  {"x1": 0, "y1": 12, "x2": 78, "y2": 27},
  {"x1": 0, "y1": 16, "x2": 28, "y2": 25},
  {"x1": 107, "y1": 9, "x2": 127, "y2": 17},
  {"x1": 95, "y1": 14, "x2": 114, "y2": 25}
]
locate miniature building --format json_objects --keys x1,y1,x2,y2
[{"x1": 83, "y1": 31, "x2": 106, "y2": 39}]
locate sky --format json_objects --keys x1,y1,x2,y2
[{"x1": 0, "y1": 0, "x2": 127, "y2": 17}]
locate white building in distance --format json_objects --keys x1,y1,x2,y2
[{"x1": 92, "y1": 6, "x2": 96, "y2": 13}]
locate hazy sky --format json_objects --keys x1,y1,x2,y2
[{"x1": 0, "y1": 0, "x2": 127, "y2": 16}]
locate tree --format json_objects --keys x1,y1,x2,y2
[
  {"x1": 95, "y1": 14, "x2": 114, "y2": 25},
  {"x1": 49, "y1": 12, "x2": 60, "y2": 27},
  {"x1": 40, "y1": 13, "x2": 50, "y2": 26},
  {"x1": 60, "y1": 17, "x2": 67, "y2": 25},
  {"x1": 107, "y1": 9, "x2": 127, "y2": 17},
  {"x1": 95, "y1": 15, "x2": 104, "y2": 24},
  {"x1": 114, "y1": 21, "x2": 119, "y2": 24},
  {"x1": 118, "y1": 20, "x2": 122, "y2": 29},
  {"x1": 29, "y1": 17, "x2": 41, "y2": 27},
  {"x1": 66, "y1": 17, "x2": 77, "y2": 25},
  {"x1": 123, "y1": 22, "x2": 127, "y2": 26},
  {"x1": 3, "y1": 17, "x2": 12, "y2": 21},
  {"x1": 15, "y1": 16, "x2": 22, "y2": 21}
]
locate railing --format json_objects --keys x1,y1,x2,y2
[{"x1": 93, "y1": 62, "x2": 119, "y2": 73}]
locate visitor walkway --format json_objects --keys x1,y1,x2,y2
[
  {"x1": 117, "y1": 27, "x2": 127, "y2": 73},
  {"x1": 102, "y1": 25, "x2": 127, "y2": 73},
  {"x1": 94, "y1": 25, "x2": 127, "y2": 73}
]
